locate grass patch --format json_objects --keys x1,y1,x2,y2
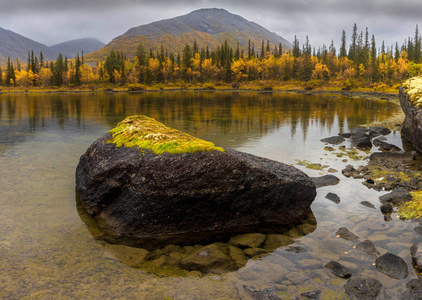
[{"x1": 107, "y1": 115, "x2": 225, "y2": 155}]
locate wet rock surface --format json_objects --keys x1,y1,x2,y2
[
  {"x1": 344, "y1": 277, "x2": 383, "y2": 300},
  {"x1": 401, "y1": 279, "x2": 422, "y2": 300},
  {"x1": 325, "y1": 192, "x2": 340, "y2": 204},
  {"x1": 375, "y1": 252, "x2": 408, "y2": 279},
  {"x1": 379, "y1": 188, "x2": 412, "y2": 206},
  {"x1": 324, "y1": 261, "x2": 352, "y2": 278},
  {"x1": 76, "y1": 125, "x2": 316, "y2": 248},
  {"x1": 400, "y1": 86, "x2": 422, "y2": 152},
  {"x1": 355, "y1": 240, "x2": 380, "y2": 257},
  {"x1": 320, "y1": 136, "x2": 345, "y2": 145},
  {"x1": 410, "y1": 243, "x2": 422, "y2": 271},
  {"x1": 336, "y1": 227, "x2": 359, "y2": 242},
  {"x1": 311, "y1": 175, "x2": 340, "y2": 188}
]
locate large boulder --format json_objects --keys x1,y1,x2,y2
[
  {"x1": 400, "y1": 78, "x2": 422, "y2": 152},
  {"x1": 76, "y1": 115, "x2": 317, "y2": 248}
]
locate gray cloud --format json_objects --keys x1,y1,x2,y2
[{"x1": 0, "y1": 0, "x2": 420, "y2": 50}]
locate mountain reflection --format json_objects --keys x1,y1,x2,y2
[{"x1": 0, "y1": 91, "x2": 399, "y2": 149}]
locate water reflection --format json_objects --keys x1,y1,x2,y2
[
  {"x1": 0, "y1": 92, "x2": 399, "y2": 152},
  {"x1": 77, "y1": 194, "x2": 317, "y2": 275}
]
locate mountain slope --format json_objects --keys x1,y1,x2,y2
[
  {"x1": 0, "y1": 27, "x2": 59, "y2": 64},
  {"x1": 86, "y1": 8, "x2": 292, "y2": 62},
  {"x1": 50, "y1": 38, "x2": 105, "y2": 58}
]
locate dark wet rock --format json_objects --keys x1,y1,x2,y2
[
  {"x1": 372, "y1": 139, "x2": 383, "y2": 147},
  {"x1": 243, "y1": 285, "x2": 281, "y2": 300},
  {"x1": 375, "y1": 252, "x2": 408, "y2": 279},
  {"x1": 352, "y1": 127, "x2": 369, "y2": 133},
  {"x1": 342, "y1": 165, "x2": 357, "y2": 177},
  {"x1": 338, "y1": 132, "x2": 352, "y2": 138},
  {"x1": 369, "y1": 152, "x2": 415, "y2": 170},
  {"x1": 229, "y1": 233, "x2": 266, "y2": 249},
  {"x1": 180, "y1": 244, "x2": 233, "y2": 272},
  {"x1": 355, "y1": 240, "x2": 380, "y2": 257},
  {"x1": 360, "y1": 201, "x2": 376, "y2": 209},
  {"x1": 400, "y1": 87, "x2": 422, "y2": 152},
  {"x1": 379, "y1": 188, "x2": 412, "y2": 206},
  {"x1": 321, "y1": 136, "x2": 345, "y2": 145},
  {"x1": 300, "y1": 289, "x2": 322, "y2": 299},
  {"x1": 325, "y1": 192, "x2": 340, "y2": 204},
  {"x1": 75, "y1": 121, "x2": 317, "y2": 248},
  {"x1": 344, "y1": 277, "x2": 382, "y2": 300},
  {"x1": 298, "y1": 223, "x2": 316, "y2": 235},
  {"x1": 263, "y1": 234, "x2": 294, "y2": 251},
  {"x1": 244, "y1": 247, "x2": 267, "y2": 257},
  {"x1": 369, "y1": 126, "x2": 391, "y2": 137},
  {"x1": 410, "y1": 243, "x2": 422, "y2": 271},
  {"x1": 336, "y1": 227, "x2": 359, "y2": 242},
  {"x1": 384, "y1": 215, "x2": 393, "y2": 222},
  {"x1": 374, "y1": 140, "x2": 402, "y2": 152},
  {"x1": 380, "y1": 203, "x2": 393, "y2": 214},
  {"x1": 365, "y1": 178, "x2": 375, "y2": 185},
  {"x1": 327, "y1": 168, "x2": 338, "y2": 173},
  {"x1": 285, "y1": 246, "x2": 307, "y2": 253},
  {"x1": 311, "y1": 175, "x2": 340, "y2": 188},
  {"x1": 351, "y1": 132, "x2": 372, "y2": 150},
  {"x1": 401, "y1": 279, "x2": 422, "y2": 300},
  {"x1": 414, "y1": 226, "x2": 422, "y2": 234},
  {"x1": 324, "y1": 261, "x2": 352, "y2": 278}
]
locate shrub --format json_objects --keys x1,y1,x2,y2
[{"x1": 304, "y1": 80, "x2": 322, "y2": 90}]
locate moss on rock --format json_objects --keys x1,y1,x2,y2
[
  {"x1": 106, "y1": 115, "x2": 225, "y2": 155},
  {"x1": 403, "y1": 76, "x2": 422, "y2": 107},
  {"x1": 398, "y1": 190, "x2": 422, "y2": 219}
]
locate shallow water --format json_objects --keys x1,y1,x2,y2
[{"x1": 0, "y1": 91, "x2": 418, "y2": 299}]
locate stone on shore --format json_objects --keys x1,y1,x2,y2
[{"x1": 75, "y1": 115, "x2": 317, "y2": 248}]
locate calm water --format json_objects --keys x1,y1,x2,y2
[{"x1": 0, "y1": 91, "x2": 417, "y2": 299}]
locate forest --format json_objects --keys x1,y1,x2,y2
[{"x1": 0, "y1": 24, "x2": 421, "y2": 92}]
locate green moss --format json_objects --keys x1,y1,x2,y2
[
  {"x1": 369, "y1": 169, "x2": 420, "y2": 185},
  {"x1": 398, "y1": 190, "x2": 422, "y2": 219},
  {"x1": 296, "y1": 160, "x2": 322, "y2": 170},
  {"x1": 107, "y1": 115, "x2": 225, "y2": 155}
]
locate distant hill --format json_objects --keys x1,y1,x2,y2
[
  {"x1": 0, "y1": 27, "x2": 58, "y2": 64},
  {"x1": 50, "y1": 38, "x2": 105, "y2": 59},
  {"x1": 86, "y1": 8, "x2": 293, "y2": 62}
]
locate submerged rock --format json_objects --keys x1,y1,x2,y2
[
  {"x1": 344, "y1": 277, "x2": 382, "y2": 300},
  {"x1": 324, "y1": 261, "x2": 352, "y2": 278},
  {"x1": 311, "y1": 175, "x2": 340, "y2": 188},
  {"x1": 325, "y1": 192, "x2": 340, "y2": 204},
  {"x1": 336, "y1": 227, "x2": 359, "y2": 242},
  {"x1": 355, "y1": 240, "x2": 380, "y2": 257},
  {"x1": 321, "y1": 136, "x2": 345, "y2": 145},
  {"x1": 410, "y1": 243, "x2": 422, "y2": 271},
  {"x1": 401, "y1": 279, "x2": 422, "y2": 300},
  {"x1": 76, "y1": 115, "x2": 317, "y2": 248},
  {"x1": 375, "y1": 252, "x2": 408, "y2": 279}
]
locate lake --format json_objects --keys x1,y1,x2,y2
[{"x1": 0, "y1": 91, "x2": 417, "y2": 299}]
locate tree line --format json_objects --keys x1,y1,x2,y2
[{"x1": 0, "y1": 24, "x2": 421, "y2": 89}]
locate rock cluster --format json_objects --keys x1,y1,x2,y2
[{"x1": 400, "y1": 78, "x2": 422, "y2": 152}]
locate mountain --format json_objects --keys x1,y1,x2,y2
[
  {"x1": 0, "y1": 27, "x2": 59, "y2": 64},
  {"x1": 86, "y1": 8, "x2": 292, "y2": 62},
  {"x1": 50, "y1": 38, "x2": 105, "y2": 59}
]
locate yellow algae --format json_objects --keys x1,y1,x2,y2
[{"x1": 107, "y1": 115, "x2": 225, "y2": 155}]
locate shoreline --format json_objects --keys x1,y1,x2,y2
[{"x1": 0, "y1": 86, "x2": 399, "y2": 99}]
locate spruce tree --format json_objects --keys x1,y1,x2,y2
[
  {"x1": 53, "y1": 54, "x2": 64, "y2": 86},
  {"x1": 414, "y1": 25, "x2": 421, "y2": 62},
  {"x1": 348, "y1": 23, "x2": 358, "y2": 61},
  {"x1": 339, "y1": 30, "x2": 347, "y2": 58}
]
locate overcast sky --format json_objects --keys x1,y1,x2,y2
[{"x1": 0, "y1": 0, "x2": 420, "y2": 51}]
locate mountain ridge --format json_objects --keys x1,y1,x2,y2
[{"x1": 86, "y1": 8, "x2": 292, "y2": 62}]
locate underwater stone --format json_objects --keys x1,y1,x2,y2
[
  {"x1": 76, "y1": 115, "x2": 317, "y2": 248},
  {"x1": 344, "y1": 277, "x2": 382, "y2": 300},
  {"x1": 324, "y1": 261, "x2": 352, "y2": 278},
  {"x1": 375, "y1": 252, "x2": 408, "y2": 279}
]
